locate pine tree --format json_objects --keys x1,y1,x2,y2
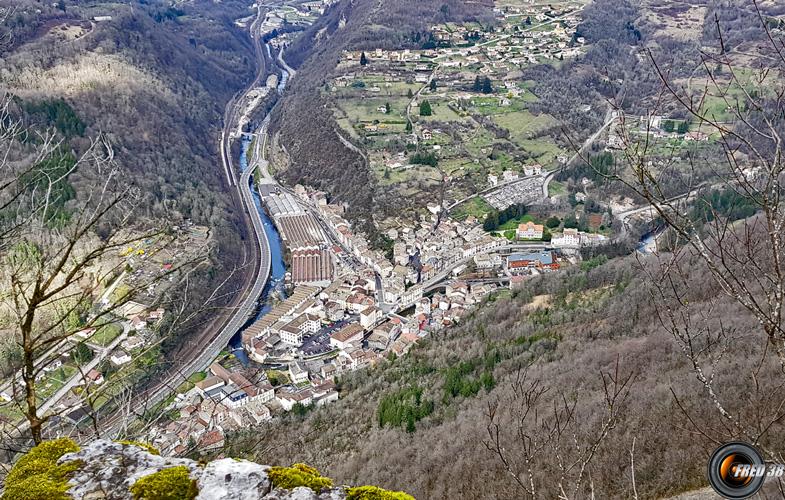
[
  {"x1": 482, "y1": 77, "x2": 493, "y2": 94},
  {"x1": 407, "y1": 88, "x2": 414, "y2": 99},
  {"x1": 419, "y1": 100, "x2": 433, "y2": 116},
  {"x1": 360, "y1": 52, "x2": 368, "y2": 66},
  {"x1": 430, "y1": 79, "x2": 437, "y2": 92},
  {"x1": 472, "y1": 76, "x2": 482, "y2": 92},
  {"x1": 677, "y1": 121, "x2": 690, "y2": 134},
  {"x1": 385, "y1": 102, "x2": 391, "y2": 114}
]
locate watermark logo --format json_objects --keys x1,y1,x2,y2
[{"x1": 707, "y1": 442, "x2": 777, "y2": 498}]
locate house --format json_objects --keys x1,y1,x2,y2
[
  {"x1": 121, "y1": 335, "x2": 145, "y2": 351},
  {"x1": 509, "y1": 275, "x2": 526, "y2": 290},
  {"x1": 86, "y1": 369, "x2": 104, "y2": 385},
  {"x1": 109, "y1": 350, "x2": 132, "y2": 366},
  {"x1": 74, "y1": 327, "x2": 96, "y2": 339},
  {"x1": 43, "y1": 359, "x2": 63, "y2": 372},
  {"x1": 502, "y1": 170, "x2": 519, "y2": 182},
  {"x1": 195, "y1": 376, "x2": 225, "y2": 395},
  {"x1": 474, "y1": 253, "x2": 502, "y2": 269},
  {"x1": 551, "y1": 228, "x2": 581, "y2": 248},
  {"x1": 147, "y1": 308, "x2": 165, "y2": 322},
  {"x1": 523, "y1": 164, "x2": 543, "y2": 176},
  {"x1": 367, "y1": 321, "x2": 402, "y2": 351},
  {"x1": 685, "y1": 131, "x2": 709, "y2": 141},
  {"x1": 198, "y1": 431, "x2": 225, "y2": 452},
  {"x1": 325, "y1": 301, "x2": 345, "y2": 322},
  {"x1": 330, "y1": 323, "x2": 364, "y2": 350},
  {"x1": 130, "y1": 316, "x2": 147, "y2": 331},
  {"x1": 360, "y1": 306, "x2": 382, "y2": 329},
  {"x1": 277, "y1": 389, "x2": 313, "y2": 411},
  {"x1": 277, "y1": 320, "x2": 304, "y2": 347},
  {"x1": 288, "y1": 361, "x2": 309, "y2": 385},
  {"x1": 516, "y1": 221, "x2": 544, "y2": 240}
]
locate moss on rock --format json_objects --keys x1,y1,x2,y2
[
  {"x1": 3, "y1": 438, "x2": 81, "y2": 500},
  {"x1": 115, "y1": 440, "x2": 161, "y2": 456},
  {"x1": 267, "y1": 463, "x2": 333, "y2": 493},
  {"x1": 130, "y1": 466, "x2": 198, "y2": 500},
  {"x1": 346, "y1": 485, "x2": 416, "y2": 500}
]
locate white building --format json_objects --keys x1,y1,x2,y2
[
  {"x1": 516, "y1": 221, "x2": 544, "y2": 240},
  {"x1": 110, "y1": 350, "x2": 132, "y2": 366},
  {"x1": 551, "y1": 228, "x2": 581, "y2": 248},
  {"x1": 288, "y1": 361, "x2": 309, "y2": 385},
  {"x1": 360, "y1": 306, "x2": 382, "y2": 329}
]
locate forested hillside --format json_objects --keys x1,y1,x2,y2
[{"x1": 0, "y1": 0, "x2": 256, "y2": 363}]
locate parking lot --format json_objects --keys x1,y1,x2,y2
[{"x1": 300, "y1": 318, "x2": 353, "y2": 356}]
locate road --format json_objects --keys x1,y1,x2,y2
[
  {"x1": 447, "y1": 108, "x2": 616, "y2": 214},
  {"x1": 414, "y1": 243, "x2": 551, "y2": 297},
  {"x1": 38, "y1": 324, "x2": 130, "y2": 415},
  {"x1": 131, "y1": 1, "x2": 275, "y2": 408},
  {"x1": 92, "y1": 3, "x2": 277, "y2": 439}
]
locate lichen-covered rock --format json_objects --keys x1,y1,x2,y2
[
  {"x1": 4, "y1": 439, "x2": 411, "y2": 500},
  {"x1": 195, "y1": 458, "x2": 271, "y2": 500},
  {"x1": 263, "y1": 486, "x2": 347, "y2": 500},
  {"x1": 60, "y1": 440, "x2": 197, "y2": 499}
]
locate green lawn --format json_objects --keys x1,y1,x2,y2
[
  {"x1": 336, "y1": 97, "x2": 409, "y2": 123},
  {"x1": 418, "y1": 99, "x2": 469, "y2": 123},
  {"x1": 175, "y1": 371, "x2": 207, "y2": 394},
  {"x1": 90, "y1": 322, "x2": 123, "y2": 347},
  {"x1": 492, "y1": 111, "x2": 557, "y2": 142},
  {"x1": 548, "y1": 180, "x2": 566, "y2": 196},
  {"x1": 451, "y1": 197, "x2": 494, "y2": 221},
  {"x1": 517, "y1": 138, "x2": 565, "y2": 165},
  {"x1": 38, "y1": 364, "x2": 78, "y2": 401},
  {"x1": 497, "y1": 214, "x2": 535, "y2": 231}
]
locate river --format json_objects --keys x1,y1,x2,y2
[{"x1": 228, "y1": 135, "x2": 288, "y2": 363}]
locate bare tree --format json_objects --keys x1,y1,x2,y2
[
  {"x1": 485, "y1": 358, "x2": 634, "y2": 499},
  {"x1": 579, "y1": 1, "x2": 785, "y2": 466},
  {"x1": 605, "y1": 3, "x2": 785, "y2": 367},
  {"x1": 0, "y1": 94, "x2": 209, "y2": 447}
]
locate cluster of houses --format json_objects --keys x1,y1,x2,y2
[
  {"x1": 295, "y1": 185, "x2": 508, "y2": 307},
  {"x1": 488, "y1": 164, "x2": 544, "y2": 187},
  {"x1": 147, "y1": 363, "x2": 274, "y2": 455},
  {"x1": 341, "y1": 2, "x2": 585, "y2": 71}
]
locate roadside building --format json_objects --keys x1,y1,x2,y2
[
  {"x1": 330, "y1": 323, "x2": 364, "y2": 350},
  {"x1": 506, "y1": 251, "x2": 560, "y2": 274}
]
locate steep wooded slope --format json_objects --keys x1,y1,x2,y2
[{"x1": 270, "y1": 0, "x2": 493, "y2": 238}]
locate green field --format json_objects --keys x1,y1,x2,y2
[
  {"x1": 91, "y1": 322, "x2": 123, "y2": 347},
  {"x1": 517, "y1": 138, "x2": 565, "y2": 165},
  {"x1": 374, "y1": 164, "x2": 441, "y2": 187},
  {"x1": 417, "y1": 99, "x2": 469, "y2": 123},
  {"x1": 38, "y1": 364, "x2": 78, "y2": 400},
  {"x1": 548, "y1": 180, "x2": 566, "y2": 196},
  {"x1": 336, "y1": 97, "x2": 409, "y2": 123},
  {"x1": 450, "y1": 197, "x2": 494, "y2": 221},
  {"x1": 492, "y1": 110, "x2": 557, "y2": 142}
]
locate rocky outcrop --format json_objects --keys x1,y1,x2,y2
[{"x1": 3, "y1": 438, "x2": 413, "y2": 500}]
